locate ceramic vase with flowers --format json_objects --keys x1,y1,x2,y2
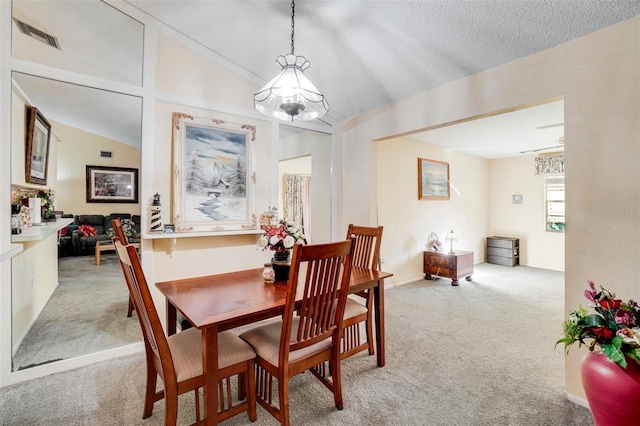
[
  {"x1": 556, "y1": 281, "x2": 640, "y2": 426},
  {"x1": 257, "y1": 218, "x2": 306, "y2": 282}
]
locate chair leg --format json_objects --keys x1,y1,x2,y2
[
  {"x1": 247, "y1": 360, "x2": 257, "y2": 422},
  {"x1": 164, "y1": 384, "x2": 179, "y2": 426},
  {"x1": 279, "y1": 376, "x2": 291, "y2": 426},
  {"x1": 331, "y1": 350, "x2": 344, "y2": 410},
  {"x1": 143, "y1": 364, "x2": 158, "y2": 419},
  {"x1": 194, "y1": 388, "x2": 201, "y2": 423},
  {"x1": 365, "y1": 289, "x2": 375, "y2": 355},
  {"x1": 365, "y1": 311, "x2": 375, "y2": 355}
]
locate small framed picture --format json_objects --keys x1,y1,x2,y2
[
  {"x1": 418, "y1": 158, "x2": 450, "y2": 200},
  {"x1": 512, "y1": 192, "x2": 523, "y2": 204},
  {"x1": 163, "y1": 224, "x2": 175, "y2": 234},
  {"x1": 25, "y1": 106, "x2": 52, "y2": 185}
]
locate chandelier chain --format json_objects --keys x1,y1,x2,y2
[{"x1": 290, "y1": 0, "x2": 295, "y2": 54}]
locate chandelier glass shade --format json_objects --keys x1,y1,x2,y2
[{"x1": 253, "y1": 1, "x2": 328, "y2": 122}]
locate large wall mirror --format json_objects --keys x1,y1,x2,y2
[
  {"x1": 9, "y1": 0, "x2": 144, "y2": 372},
  {"x1": 278, "y1": 125, "x2": 332, "y2": 244}
]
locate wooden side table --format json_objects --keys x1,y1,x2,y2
[
  {"x1": 95, "y1": 240, "x2": 140, "y2": 265},
  {"x1": 423, "y1": 250, "x2": 474, "y2": 286}
]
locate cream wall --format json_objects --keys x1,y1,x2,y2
[
  {"x1": 54, "y1": 120, "x2": 141, "y2": 216},
  {"x1": 376, "y1": 138, "x2": 565, "y2": 284},
  {"x1": 488, "y1": 155, "x2": 565, "y2": 271},
  {"x1": 342, "y1": 18, "x2": 640, "y2": 400},
  {"x1": 376, "y1": 137, "x2": 489, "y2": 284},
  {"x1": 155, "y1": 34, "x2": 257, "y2": 110}
]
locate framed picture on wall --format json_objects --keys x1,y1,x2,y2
[
  {"x1": 86, "y1": 165, "x2": 139, "y2": 203},
  {"x1": 418, "y1": 158, "x2": 450, "y2": 200},
  {"x1": 25, "y1": 106, "x2": 52, "y2": 185},
  {"x1": 171, "y1": 112, "x2": 257, "y2": 233}
]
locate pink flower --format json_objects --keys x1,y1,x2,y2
[
  {"x1": 584, "y1": 280, "x2": 597, "y2": 302},
  {"x1": 614, "y1": 310, "x2": 635, "y2": 326}
]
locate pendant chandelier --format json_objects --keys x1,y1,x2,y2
[{"x1": 254, "y1": 0, "x2": 329, "y2": 122}]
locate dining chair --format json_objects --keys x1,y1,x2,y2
[
  {"x1": 341, "y1": 224, "x2": 383, "y2": 360},
  {"x1": 110, "y1": 218, "x2": 135, "y2": 317},
  {"x1": 112, "y1": 237, "x2": 257, "y2": 425},
  {"x1": 239, "y1": 239, "x2": 355, "y2": 426}
]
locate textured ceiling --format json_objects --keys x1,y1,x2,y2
[
  {"x1": 128, "y1": 0, "x2": 640, "y2": 121},
  {"x1": 10, "y1": 1, "x2": 640, "y2": 158}
]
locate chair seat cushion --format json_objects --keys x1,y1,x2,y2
[
  {"x1": 240, "y1": 317, "x2": 332, "y2": 366},
  {"x1": 168, "y1": 328, "x2": 256, "y2": 382},
  {"x1": 343, "y1": 297, "x2": 368, "y2": 319}
]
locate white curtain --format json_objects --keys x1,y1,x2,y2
[
  {"x1": 283, "y1": 174, "x2": 312, "y2": 242},
  {"x1": 535, "y1": 154, "x2": 565, "y2": 175}
]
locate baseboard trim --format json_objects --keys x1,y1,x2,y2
[
  {"x1": 393, "y1": 276, "x2": 426, "y2": 287},
  {"x1": 564, "y1": 390, "x2": 589, "y2": 409}
]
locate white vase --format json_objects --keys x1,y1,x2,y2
[{"x1": 29, "y1": 198, "x2": 41, "y2": 224}]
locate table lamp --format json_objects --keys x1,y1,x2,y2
[{"x1": 445, "y1": 230, "x2": 458, "y2": 254}]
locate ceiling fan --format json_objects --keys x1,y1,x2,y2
[{"x1": 520, "y1": 136, "x2": 565, "y2": 154}]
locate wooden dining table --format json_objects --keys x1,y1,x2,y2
[{"x1": 156, "y1": 266, "x2": 393, "y2": 426}]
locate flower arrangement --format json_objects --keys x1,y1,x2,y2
[
  {"x1": 12, "y1": 189, "x2": 55, "y2": 219},
  {"x1": 556, "y1": 281, "x2": 640, "y2": 368},
  {"x1": 37, "y1": 189, "x2": 55, "y2": 219},
  {"x1": 256, "y1": 218, "x2": 306, "y2": 254},
  {"x1": 107, "y1": 219, "x2": 138, "y2": 240}
]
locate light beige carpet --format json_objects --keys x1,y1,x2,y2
[
  {"x1": 1, "y1": 263, "x2": 593, "y2": 425},
  {"x1": 12, "y1": 254, "x2": 140, "y2": 371}
]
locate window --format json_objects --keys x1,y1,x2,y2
[{"x1": 545, "y1": 175, "x2": 565, "y2": 232}]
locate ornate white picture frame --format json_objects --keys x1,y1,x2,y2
[{"x1": 171, "y1": 112, "x2": 257, "y2": 233}]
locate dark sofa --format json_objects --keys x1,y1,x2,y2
[{"x1": 59, "y1": 213, "x2": 140, "y2": 256}]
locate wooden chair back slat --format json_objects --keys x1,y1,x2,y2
[
  {"x1": 346, "y1": 224, "x2": 383, "y2": 271},
  {"x1": 284, "y1": 239, "x2": 354, "y2": 355},
  {"x1": 112, "y1": 218, "x2": 137, "y2": 317},
  {"x1": 111, "y1": 217, "x2": 129, "y2": 244}
]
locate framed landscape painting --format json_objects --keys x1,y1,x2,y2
[
  {"x1": 171, "y1": 112, "x2": 257, "y2": 233},
  {"x1": 418, "y1": 158, "x2": 450, "y2": 200},
  {"x1": 25, "y1": 106, "x2": 51, "y2": 185},
  {"x1": 86, "y1": 165, "x2": 138, "y2": 203}
]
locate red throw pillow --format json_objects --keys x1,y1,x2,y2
[
  {"x1": 78, "y1": 225, "x2": 97, "y2": 237},
  {"x1": 57, "y1": 226, "x2": 69, "y2": 238}
]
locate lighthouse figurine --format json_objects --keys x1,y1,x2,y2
[{"x1": 150, "y1": 193, "x2": 162, "y2": 232}]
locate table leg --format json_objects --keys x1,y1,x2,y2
[
  {"x1": 166, "y1": 300, "x2": 177, "y2": 336},
  {"x1": 95, "y1": 242, "x2": 101, "y2": 265},
  {"x1": 202, "y1": 326, "x2": 219, "y2": 426},
  {"x1": 374, "y1": 278, "x2": 385, "y2": 367}
]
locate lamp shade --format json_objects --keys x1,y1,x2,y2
[
  {"x1": 445, "y1": 230, "x2": 457, "y2": 243},
  {"x1": 445, "y1": 230, "x2": 458, "y2": 254},
  {"x1": 254, "y1": 54, "x2": 329, "y2": 122}
]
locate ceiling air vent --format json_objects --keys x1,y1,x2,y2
[
  {"x1": 100, "y1": 151, "x2": 113, "y2": 158},
  {"x1": 13, "y1": 18, "x2": 61, "y2": 50}
]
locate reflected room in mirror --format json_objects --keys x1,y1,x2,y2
[
  {"x1": 278, "y1": 125, "x2": 332, "y2": 244},
  {"x1": 9, "y1": 0, "x2": 144, "y2": 372}
]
